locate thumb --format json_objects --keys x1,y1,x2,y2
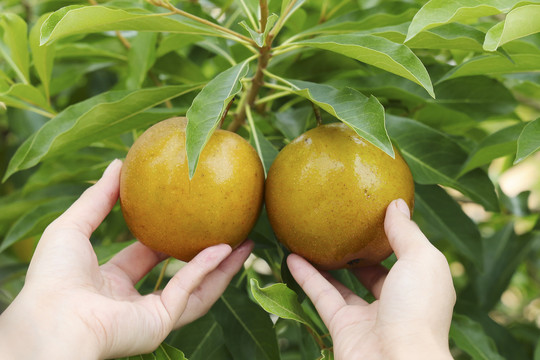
[{"x1": 384, "y1": 199, "x2": 437, "y2": 260}]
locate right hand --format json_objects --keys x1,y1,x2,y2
[{"x1": 287, "y1": 199, "x2": 456, "y2": 359}]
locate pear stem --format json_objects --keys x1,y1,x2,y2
[{"x1": 154, "y1": 258, "x2": 171, "y2": 291}]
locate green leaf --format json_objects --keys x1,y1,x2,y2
[
  {"x1": 386, "y1": 115, "x2": 499, "y2": 211},
  {"x1": 273, "y1": 107, "x2": 311, "y2": 141},
  {"x1": 240, "y1": 14, "x2": 278, "y2": 47},
  {"x1": 157, "y1": 33, "x2": 205, "y2": 58},
  {"x1": 405, "y1": 0, "x2": 532, "y2": 42},
  {"x1": 319, "y1": 349, "x2": 334, "y2": 360},
  {"x1": 414, "y1": 184, "x2": 482, "y2": 266},
  {"x1": 515, "y1": 117, "x2": 540, "y2": 163},
  {"x1": 283, "y1": 79, "x2": 393, "y2": 157},
  {"x1": 406, "y1": 23, "x2": 485, "y2": 51},
  {"x1": 4, "y1": 84, "x2": 200, "y2": 181},
  {"x1": 248, "y1": 123, "x2": 279, "y2": 176},
  {"x1": 432, "y1": 76, "x2": 517, "y2": 120},
  {"x1": 250, "y1": 278, "x2": 315, "y2": 330},
  {"x1": 125, "y1": 32, "x2": 158, "y2": 90},
  {"x1": 30, "y1": 14, "x2": 56, "y2": 100},
  {"x1": 119, "y1": 354, "x2": 156, "y2": 360},
  {"x1": 55, "y1": 43, "x2": 127, "y2": 61},
  {"x1": 95, "y1": 240, "x2": 136, "y2": 265},
  {"x1": 23, "y1": 151, "x2": 115, "y2": 193},
  {"x1": 0, "y1": 184, "x2": 86, "y2": 237},
  {"x1": 40, "y1": 5, "x2": 222, "y2": 45},
  {"x1": 461, "y1": 122, "x2": 525, "y2": 175},
  {"x1": 0, "y1": 83, "x2": 55, "y2": 115},
  {"x1": 0, "y1": 13, "x2": 29, "y2": 83},
  {"x1": 484, "y1": 5, "x2": 540, "y2": 51},
  {"x1": 154, "y1": 343, "x2": 187, "y2": 360},
  {"x1": 467, "y1": 224, "x2": 540, "y2": 310},
  {"x1": 296, "y1": 34, "x2": 435, "y2": 98},
  {"x1": 329, "y1": 268, "x2": 371, "y2": 299},
  {"x1": 299, "y1": 2, "x2": 418, "y2": 37},
  {"x1": 439, "y1": 54, "x2": 540, "y2": 82},
  {"x1": 212, "y1": 286, "x2": 280, "y2": 360},
  {"x1": 280, "y1": 0, "x2": 307, "y2": 26},
  {"x1": 450, "y1": 314, "x2": 505, "y2": 360},
  {"x1": 185, "y1": 61, "x2": 250, "y2": 179},
  {"x1": 0, "y1": 196, "x2": 76, "y2": 253},
  {"x1": 168, "y1": 312, "x2": 229, "y2": 360}
]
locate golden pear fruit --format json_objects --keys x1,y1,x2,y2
[
  {"x1": 265, "y1": 122, "x2": 414, "y2": 270},
  {"x1": 120, "y1": 117, "x2": 264, "y2": 261}
]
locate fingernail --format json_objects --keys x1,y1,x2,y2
[
  {"x1": 395, "y1": 198, "x2": 411, "y2": 219},
  {"x1": 104, "y1": 159, "x2": 121, "y2": 176}
]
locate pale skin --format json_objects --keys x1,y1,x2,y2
[
  {"x1": 0, "y1": 159, "x2": 254, "y2": 359},
  {"x1": 0, "y1": 160, "x2": 456, "y2": 359},
  {"x1": 288, "y1": 199, "x2": 456, "y2": 360}
]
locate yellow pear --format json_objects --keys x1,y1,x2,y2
[
  {"x1": 265, "y1": 122, "x2": 414, "y2": 269},
  {"x1": 120, "y1": 117, "x2": 264, "y2": 261}
]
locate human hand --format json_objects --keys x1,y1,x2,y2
[
  {"x1": 0, "y1": 159, "x2": 253, "y2": 360},
  {"x1": 287, "y1": 199, "x2": 456, "y2": 360}
]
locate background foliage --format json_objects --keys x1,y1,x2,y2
[{"x1": 1, "y1": 0, "x2": 540, "y2": 359}]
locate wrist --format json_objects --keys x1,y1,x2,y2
[
  {"x1": 386, "y1": 331, "x2": 452, "y2": 360},
  {"x1": 0, "y1": 287, "x2": 102, "y2": 360}
]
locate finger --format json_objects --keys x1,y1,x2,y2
[
  {"x1": 175, "y1": 240, "x2": 254, "y2": 327},
  {"x1": 50, "y1": 159, "x2": 123, "y2": 238},
  {"x1": 160, "y1": 244, "x2": 232, "y2": 324},
  {"x1": 384, "y1": 198, "x2": 437, "y2": 260},
  {"x1": 323, "y1": 273, "x2": 367, "y2": 306},
  {"x1": 101, "y1": 241, "x2": 169, "y2": 285},
  {"x1": 350, "y1": 264, "x2": 389, "y2": 299},
  {"x1": 287, "y1": 254, "x2": 346, "y2": 328}
]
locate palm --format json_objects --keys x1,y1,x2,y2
[
  {"x1": 288, "y1": 200, "x2": 456, "y2": 360},
  {"x1": 20, "y1": 161, "x2": 253, "y2": 359}
]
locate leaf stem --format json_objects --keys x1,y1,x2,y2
[
  {"x1": 305, "y1": 323, "x2": 326, "y2": 350},
  {"x1": 325, "y1": 0, "x2": 349, "y2": 20},
  {"x1": 149, "y1": 0, "x2": 256, "y2": 46},
  {"x1": 21, "y1": 106, "x2": 55, "y2": 118},
  {"x1": 245, "y1": 105, "x2": 264, "y2": 171},
  {"x1": 272, "y1": 44, "x2": 302, "y2": 56},
  {"x1": 312, "y1": 103, "x2": 322, "y2": 126},
  {"x1": 154, "y1": 258, "x2": 171, "y2": 292},
  {"x1": 239, "y1": 0, "x2": 258, "y2": 30},
  {"x1": 319, "y1": 0, "x2": 329, "y2": 23},
  {"x1": 268, "y1": 0, "x2": 298, "y2": 39},
  {"x1": 262, "y1": 69, "x2": 297, "y2": 89},
  {"x1": 255, "y1": 90, "x2": 291, "y2": 105},
  {"x1": 263, "y1": 82, "x2": 292, "y2": 92}
]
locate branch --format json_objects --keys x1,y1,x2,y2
[
  {"x1": 227, "y1": 38, "x2": 273, "y2": 132},
  {"x1": 260, "y1": 0, "x2": 269, "y2": 32},
  {"x1": 149, "y1": 0, "x2": 256, "y2": 46}
]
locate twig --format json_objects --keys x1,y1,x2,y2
[
  {"x1": 227, "y1": 36, "x2": 274, "y2": 132},
  {"x1": 259, "y1": 0, "x2": 269, "y2": 32},
  {"x1": 148, "y1": 0, "x2": 256, "y2": 46},
  {"x1": 115, "y1": 31, "x2": 132, "y2": 49}
]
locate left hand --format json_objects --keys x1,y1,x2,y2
[{"x1": 0, "y1": 159, "x2": 253, "y2": 359}]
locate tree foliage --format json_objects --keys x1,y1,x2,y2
[{"x1": 0, "y1": 0, "x2": 539, "y2": 359}]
